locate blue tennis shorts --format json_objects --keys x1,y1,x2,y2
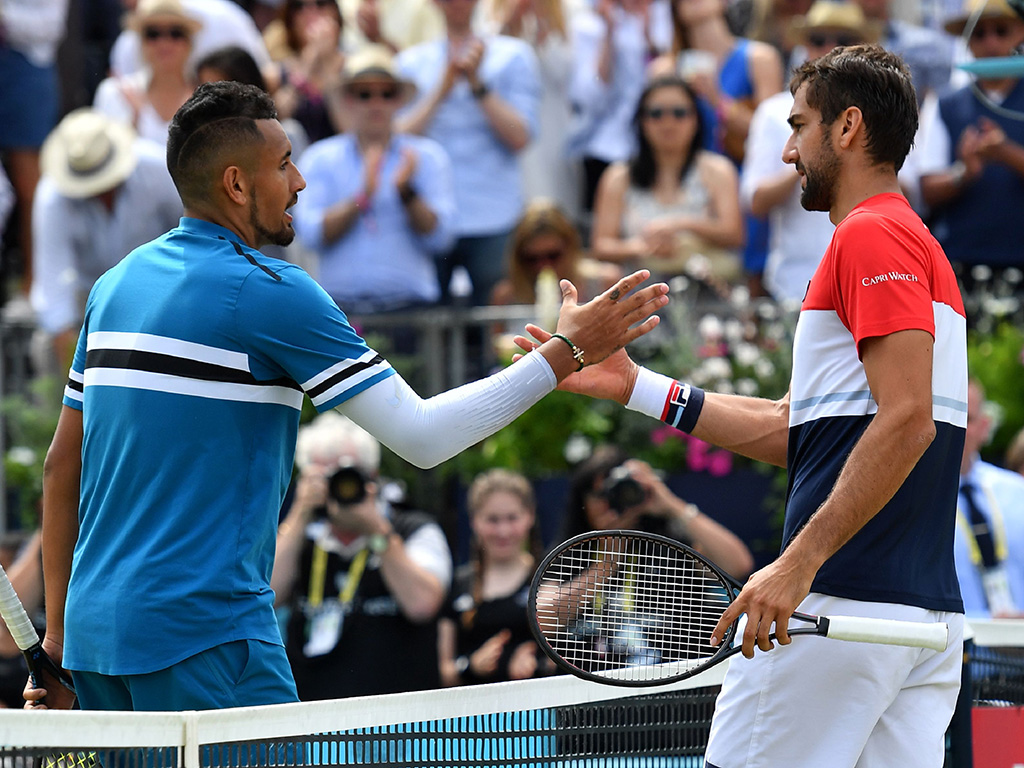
[
  {"x1": 0, "y1": 47, "x2": 60, "y2": 150},
  {"x1": 72, "y1": 639, "x2": 299, "y2": 711}
]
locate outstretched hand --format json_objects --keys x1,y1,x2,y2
[
  {"x1": 513, "y1": 324, "x2": 641, "y2": 404},
  {"x1": 528, "y1": 269, "x2": 666, "y2": 382}
]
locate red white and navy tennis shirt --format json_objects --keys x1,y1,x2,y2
[{"x1": 785, "y1": 193, "x2": 966, "y2": 613}]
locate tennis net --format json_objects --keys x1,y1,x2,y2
[
  {"x1": 3, "y1": 619, "x2": 1021, "y2": 768},
  {"x1": 0, "y1": 664, "x2": 727, "y2": 768}
]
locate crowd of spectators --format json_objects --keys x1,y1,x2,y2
[
  {"x1": 1, "y1": 0, "x2": 1023, "y2": 705},
  {"x1": 0, "y1": 0, "x2": 1020, "y2": 332}
]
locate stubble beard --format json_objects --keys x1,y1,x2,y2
[
  {"x1": 250, "y1": 191, "x2": 295, "y2": 248},
  {"x1": 799, "y1": 136, "x2": 841, "y2": 213}
]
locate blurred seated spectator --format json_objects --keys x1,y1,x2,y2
[
  {"x1": 649, "y1": 0, "x2": 785, "y2": 296},
  {"x1": 109, "y1": 0, "x2": 271, "y2": 78},
  {"x1": 955, "y1": 380, "x2": 1024, "y2": 618},
  {"x1": 0, "y1": 530, "x2": 42, "y2": 708},
  {"x1": 567, "y1": 0, "x2": 674, "y2": 220},
  {"x1": 94, "y1": 0, "x2": 200, "y2": 146},
  {"x1": 339, "y1": 0, "x2": 444, "y2": 53},
  {"x1": 272, "y1": 412, "x2": 453, "y2": 699},
  {"x1": 850, "y1": 0, "x2": 954, "y2": 104},
  {"x1": 1007, "y1": 426, "x2": 1024, "y2": 478},
  {"x1": 438, "y1": 469, "x2": 554, "y2": 686},
  {"x1": 562, "y1": 444, "x2": 754, "y2": 580},
  {"x1": 396, "y1": 0, "x2": 542, "y2": 305},
  {"x1": 292, "y1": 45, "x2": 456, "y2": 314},
  {"x1": 0, "y1": 0, "x2": 68, "y2": 307},
  {"x1": 478, "y1": 0, "x2": 581, "y2": 217},
  {"x1": 29, "y1": 109, "x2": 181, "y2": 367},
  {"x1": 915, "y1": 0, "x2": 1024, "y2": 291},
  {"x1": 264, "y1": 0, "x2": 349, "y2": 143},
  {"x1": 490, "y1": 199, "x2": 620, "y2": 306},
  {"x1": 745, "y1": 0, "x2": 815, "y2": 70},
  {"x1": 591, "y1": 76, "x2": 744, "y2": 286},
  {"x1": 740, "y1": 0, "x2": 877, "y2": 304}
]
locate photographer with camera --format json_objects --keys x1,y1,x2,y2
[
  {"x1": 272, "y1": 412, "x2": 452, "y2": 700},
  {"x1": 561, "y1": 445, "x2": 753, "y2": 581}
]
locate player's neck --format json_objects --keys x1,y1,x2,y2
[{"x1": 830, "y1": 167, "x2": 902, "y2": 225}]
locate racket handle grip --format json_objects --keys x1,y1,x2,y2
[
  {"x1": 824, "y1": 615, "x2": 949, "y2": 652},
  {"x1": 0, "y1": 564, "x2": 40, "y2": 651}
]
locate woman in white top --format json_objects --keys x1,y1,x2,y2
[
  {"x1": 94, "y1": 0, "x2": 200, "y2": 146},
  {"x1": 591, "y1": 75, "x2": 743, "y2": 283}
]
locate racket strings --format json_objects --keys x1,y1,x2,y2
[{"x1": 535, "y1": 536, "x2": 732, "y2": 682}]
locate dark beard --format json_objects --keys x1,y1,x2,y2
[
  {"x1": 799, "y1": 139, "x2": 840, "y2": 213},
  {"x1": 250, "y1": 191, "x2": 295, "y2": 247}
]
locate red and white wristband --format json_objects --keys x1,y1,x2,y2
[{"x1": 626, "y1": 366, "x2": 705, "y2": 433}]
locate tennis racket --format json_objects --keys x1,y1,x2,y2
[
  {"x1": 0, "y1": 562, "x2": 76, "y2": 700},
  {"x1": 529, "y1": 530, "x2": 949, "y2": 687}
]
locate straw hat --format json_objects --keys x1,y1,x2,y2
[
  {"x1": 790, "y1": 1, "x2": 884, "y2": 44},
  {"x1": 341, "y1": 45, "x2": 417, "y2": 101},
  {"x1": 129, "y1": 0, "x2": 202, "y2": 37},
  {"x1": 944, "y1": 0, "x2": 1022, "y2": 35},
  {"x1": 41, "y1": 109, "x2": 139, "y2": 199}
]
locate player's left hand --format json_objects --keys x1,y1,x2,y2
[{"x1": 710, "y1": 553, "x2": 816, "y2": 658}]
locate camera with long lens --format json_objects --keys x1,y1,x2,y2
[
  {"x1": 600, "y1": 465, "x2": 647, "y2": 514},
  {"x1": 328, "y1": 463, "x2": 370, "y2": 506}
]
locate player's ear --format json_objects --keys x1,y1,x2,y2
[
  {"x1": 221, "y1": 165, "x2": 250, "y2": 207},
  {"x1": 838, "y1": 106, "x2": 863, "y2": 150}
]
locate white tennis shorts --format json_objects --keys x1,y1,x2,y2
[{"x1": 704, "y1": 593, "x2": 964, "y2": 768}]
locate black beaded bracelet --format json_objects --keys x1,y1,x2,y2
[{"x1": 550, "y1": 333, "x2": 585, "y2": 372}]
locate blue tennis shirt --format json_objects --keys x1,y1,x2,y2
[{"x1": 62, "y1": 218, "x2": 394, "y2": 676}]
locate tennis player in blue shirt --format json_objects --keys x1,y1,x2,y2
[{"x1": 24, "y1": 81, "x2": 668, "y2": 712}]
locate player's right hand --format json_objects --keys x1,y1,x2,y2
[
  {"x1": 23, "y1": 640, "x2": 76, "y2": 710},
  {"x1": 513, "y1": 323, "x2": 643, "y2": 406}
]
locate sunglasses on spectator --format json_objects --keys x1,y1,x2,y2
[
  {"x1": 519, "y1": 249, "x2": 564, "y2": 266},
  {"x1": 970, "y1": 22, "x2": 1013, "y2": 40},
  {"x1": 806, "y1": 32, "x2": 858, "y2": 47},
  {"x1": 291, "y1": 0, "x2": 335, "y2": 8},
  {"x1": 142, "y1": 26, "x2": 189, "y2": 41},
  {"x1": 348, "y1": 86, "x2": 401, "y2": 101},
  {"x1": 643, "y1": 106, "x2": 694, "y2": 121}
]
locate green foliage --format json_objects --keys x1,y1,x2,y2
[
  {"x1": 967, "y1": 320, "x2": 1024, "y2": 463},
  {"x1": 1, "y1": 375, "x2": 63, "y2": 529}
]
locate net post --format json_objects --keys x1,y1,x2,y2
[{"x1": 183, "y1": 710, "x2": 200, "y2": 768}]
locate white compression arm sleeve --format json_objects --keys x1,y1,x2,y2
[{"x1": 339, "y1": 351, "x2": 557, "y2": 469}]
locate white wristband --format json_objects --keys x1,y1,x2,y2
[{"x1": 626, "y1": 366, "x2": 677, "y2": 421}]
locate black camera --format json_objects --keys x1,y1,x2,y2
[
  {"x1": 600, "y1": 465, "x2": 646, "y2": 514},
  {"x1": 328, "y1": 464, "x2": 370, "y2": 506}
]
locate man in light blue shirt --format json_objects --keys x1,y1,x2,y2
[
  {"x1": 396, "y1": 0, "x2": 540, "y2": 305},
  {"x1": 293, "y1": 46, "x2": 456, "y2": 314},
  {"x1": 955, "y1": 380, "x2": 1024, "y2": 618}
]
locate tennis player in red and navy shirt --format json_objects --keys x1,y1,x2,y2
[{"x1": 520, "y1": 45, "x2": 967, "y2": 768}]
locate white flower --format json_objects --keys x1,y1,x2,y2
[
  {"x1": 733, "y1": 342, "x2": 761, "y2": 367},
  {"x1": 736, "y1": 378, "x2": 759, "y2": 396},
  {"x1": 698, "y1": 314, "x2": 724, "y2": 341},
  {"x1": 754, "y1": 359, "x2": 776, "y2": 380},
  {"x1": 7, "y1": 446, "x2": 36, "y2": 466},
  {"x1": 717, "y1": 380, "x2": 735, "y2": 395},
  {"x1": 564, "y1": 434, "x2": 593, "y2": 465},
  {"x1": 702, "y1": 356, "x2": 732, "y2": 380},
  {"x1": 724, "y1": 318, "x2": 744, "y2": 344}
]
